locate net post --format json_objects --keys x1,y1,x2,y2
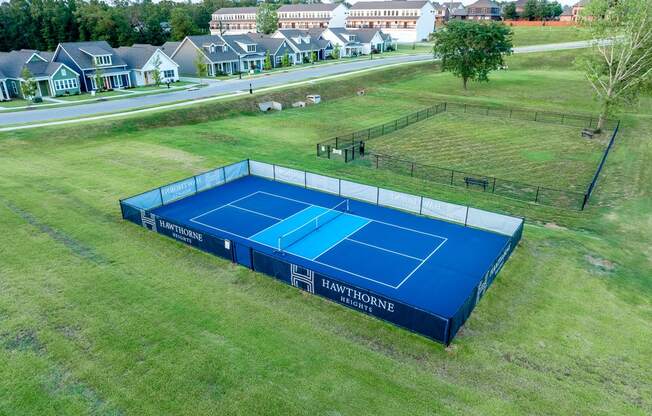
[
  {"x1": 158, "y1": 187, "x2": 164, "y2": 205},
  {"x1": 419, "y1": 196, "x2": 423, "y2": 215},
  {"x1": 464, "y1": 206, "x2": 469, "y2": 226},
  {"x1": 273, "y1": 164, "x2": 276, "y2": 180}
]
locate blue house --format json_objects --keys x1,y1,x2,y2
[{"x1": 53, "y1": 41, "x2": 132, "y2": 92}]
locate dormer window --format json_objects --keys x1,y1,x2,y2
[
  {"x1": 94, "y1": 55, "x2": 112, "y2": 66},
  {"x1": 247, "y1": 44, "x2": 256, "y2": 52},
  {"x1": 223, "y1": 45, "x2": 228, "y2": 52}
]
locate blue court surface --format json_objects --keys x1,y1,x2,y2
[{"x1": 137, "y1": 171, "x2": 521, "y2": 343}]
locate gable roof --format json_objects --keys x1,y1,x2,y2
[
  {"x1": 221, "y1": 34, "x2": 267, "y2": 56},
  {"x1": 278, "y1": 4, "x2": 338, "y2": 13},
  {"x1": 58, "y1": 41, "x2": 127, "y2": 69},
  {"x1": 213, "y1": 7, "x2": 257, "y2": 15},
  {"x1": 275, "y1": 30, "x2": 326, "y2": 52},
  {"x1": 350, "y1": 1, "x2": 429, "y2": 10},
  {"x1": 0, "y1": 50, "x2": 78, "y2": 79},
  {"x1": 185, "y1": 35, "x2": 240, "y2": 62},
  {"x1": 244, "y1": 34, "x2": 288, "y2": 55},
  {"x1": 161, "y1": 41, "x2": 181, "y2": 56},
  {"x1": 115, "y1": 45, "x2": 167, "y2": 70},
  {"x1": 467, "y1": 0, "x2": 500, "y2": 8}
]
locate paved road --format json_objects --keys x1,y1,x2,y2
[{"x1": 0, "y1": 40, "x2": 598, "y2": 127}]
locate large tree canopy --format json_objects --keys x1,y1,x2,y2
[
  {"x1": 432, "y1": 21, "x2": 513, "y2": 90},
  {"x1": 0, "y1": 0, "x2": 257, "y2": 52},
  {"x1": 255, "y1": 2, "x2": 278, "y2": 35},
  {"x1": 578, "y1": 0, "x2": 652, "y2": 129}
]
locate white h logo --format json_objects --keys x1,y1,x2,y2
[
  {"x1": 140, "y1": 210, "x2": 157, "y2": 232},
  {"x1": 291, "y1": 264, "x2": 315, "y2": 294}
]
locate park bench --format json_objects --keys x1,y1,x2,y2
[
  {"x1": 581, "y1": 128, "x2": 596, "y2": 139},
  {"x1": 464, "y1": 176, "x2": 489, "y2": 190}
]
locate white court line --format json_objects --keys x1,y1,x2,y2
[
  {"x1": 248, "y1": 205, "x2": 315, "y2": 241},
  {"x1": 308, "y1": 218, "x2": 371, "y2": 260},
  {"x1": 393, "y1": 238, "x2": 448, "y2": 289},
  {"x1": 228, "y1": 204, "x2": 283, "y2": 221},
  {"x1": 257, "y1": 191, "x2": 447, "y2": 240},
  {"x1": 191, "y1": 191, "x2": 262, "y2": 221},
  {"x1": 345, "y1": 238, "x2": 424, "y2": 262},
  {"x1": 190, "y1": 217, "x2": 399, "y2": 289}
]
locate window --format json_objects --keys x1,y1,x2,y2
[
  {"x1": 163, "y1": 70, "x2": 175, "y2": 79},
  {"x1": 247, "y1": 44, "x2": 256, "y2": 52},
  {"x1": 94, "y1": 55, "x2": 112, "y2": 66},
  {"x1": 54, "y1": 78, "x2": 78, "y2": 90},
  {"x1": 61, "y1": 68, "x2": 67, "y2": 76},
  {"x1": 243, "y1": 61, "x2": 249, "y2": 70}
]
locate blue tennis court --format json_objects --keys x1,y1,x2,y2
[{"x1": 121, "y1": 160, "x2": 523, "y2": 344}]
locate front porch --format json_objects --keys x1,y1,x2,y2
[
  {"x1": 0, "y1": 80, "x2": 9, "y2": 101},
  {"x1": 86, "y1": 72, "x2": 131, "y2": 91}
]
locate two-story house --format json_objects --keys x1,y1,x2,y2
[
  {"x1": 209, "y1": 7, "x2": 258, "y2": 35},
  {"x1": 115, "y1": 45, "x2": 180, "y2": 87},
  {"x1": 465, "y1": 0, "x2": 501, "y2": 21},
  {"x1": 347, "y1": 1, "x2": 436, "y2": 43},
  {"x1": 272, "y1": 29, "x2": 333, "y2": 63},
  {"x1": 53, "y1": 41, "x2": 131, "y2": 92},
  {"x1": 277, "y1": 3, "x2": 348, "y2": 30}
]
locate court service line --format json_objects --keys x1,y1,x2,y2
[
  {"x1": 228, "y1": 204, "x2": 283, "y2": 221},
  {"x1": 394, "y1": 238, "x2": 448, "y2": 289},
  {"x1": 257, "y1": 191, "x2": 447, "y2": 240},
  {"x1": 345, "y1": 238, "x2": 424, "y2": 262},
  {"x1": 191, "y1": 191, "x2": 262, "y2": 221},
  {"x1": 190, "y1": 217, "x2": 400, "y2": 289}
]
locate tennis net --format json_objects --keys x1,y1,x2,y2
[{"x1": 278, "y1": 200, "x2": 350, "y2": 251}]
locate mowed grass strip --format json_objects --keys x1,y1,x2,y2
[{"x1": 364, "y1": 112, "x2": 607, "y2": 190}]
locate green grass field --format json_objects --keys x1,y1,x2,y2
[
  {"x1": 510, "y1": 25, "x2": 592, "y2": 46},
  {"x1": 360, "y1": 111, "x2": 608, "y2": 191},
  {"x1": 0, "y1": 50, "x2": 650, "y2": 415}
]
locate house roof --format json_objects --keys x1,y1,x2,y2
[
  {"x1": 278, "y1": 4, "x2": 338, "y2": 13},
  {"x1": 186, "y1": 35, "x2": 241, "y2": 62},
  {"x1": 58, "y1": 41, "x2": 127, "y2": 69},
  {"x1": 561, "y1": 6, "x2": 572, "y2": 15},
  {"x1": 348, "y1": 29, "x2": 384, "y2": 43},
  {"x1": 213, "y1": 7, "x2": 257, "y2": 15},
  {"x1": 0, "y1": 50, "x2": 76, "y2": 79},
  {"x1": 350, "y1": 1, "x2": 429, "y2": 10},
  {"x1": 244, "y1": 34, "x2": 287, "y2": 55},
  {"x1": 115, "y1": 45, "x2": 161, "y2": 70},
  {"x1": 467, "y1": 0, "x2": 499, "y2": 8},
  {"x1": 275, "y1": 30, "x2": 325, "y2": 52},
  {"x1": 161, "y1": 41, "x2": 181, "y2": 56},
  {"x1": 221, "y1": 34, "x2": 267, "y2": 56}
]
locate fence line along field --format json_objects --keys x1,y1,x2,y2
[{"x1": 358, "y1": 111, "x2": 608, "y2": 191}]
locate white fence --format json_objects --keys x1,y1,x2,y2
[{"x1": 248, "y1": 160, "x2": 523, "y2": 237}]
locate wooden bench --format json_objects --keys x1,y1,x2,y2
[
  {"x1": 581, "y1": 128, "x2": 596, "y2": 139},
  {"x1": 464, "y1": 176, "x2": 489, "y2": 190}
]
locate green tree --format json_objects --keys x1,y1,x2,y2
[
  {"x1": 93, "y1": 59, "x2": 104, "y2": 91},
  {"x1": 256, "y1": 2, "x2": 278, "y2": 34},
  {"x1": 263, "y1": 51, "x2": 272, "y2": 70},
  {"x1": 331, "y1": 44, "x2": 340, "y2": 60},
  {"x1": 151, "y1": 54, "x2": 162, "y2": 86},
  {"x1": 311, "y1": 51, "x2": 318, "y2": 63},
  {"x1": 281, "y1": 52, "x2": 290, "y2": 67},
  {"x1": 577, "y1": 0, "x2": 652, "y2": 130},
  {"x1": 194, "y1": 50, "x2": 208, "y2": 85},
  {"x1": 523, "y1": 0, "x2": 538, "y2": 20},
  {"x1": 502, "y1": 2, "x2": 518, "y2": 20},
  {"x1": 432, "y1": 21, "x2": 513, "y2": 90},
  {"x1": 20, "y1": 67, "x2": 38, "y2": 102},
  {"x1": 170, "y1": 7, "x2": 196, "y2": 41}
]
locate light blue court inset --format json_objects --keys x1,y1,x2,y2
[{"x1": 250, "y1": 204, "x2": 370, "y2": 259}]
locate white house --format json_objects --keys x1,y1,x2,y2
[
  {"x1": 277, "y1": 3, "x2": 348, "y2": 30},
  {"x1": 347, "y1": 1, "x2": 436, "y2": 43},
  {"x1": 115, "y1": 45, "x2": 179, "y2": 87},
  {"x1": 316, "y1": 28, "x2": 392, "y2": 56}
]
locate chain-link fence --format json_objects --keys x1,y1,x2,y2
[{"x1": 315, "y1": 103, "x2": 621, "y2": 210}]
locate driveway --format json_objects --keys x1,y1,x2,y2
[{"x1": 0, "y1": 40, "x2": 599, "y2": 128}]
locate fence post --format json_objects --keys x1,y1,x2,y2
[
  {"x1": 419, "y1": 196, "x2": 424, "y2": 215},
  {"x1": 464, "y1": 206, "x2": 469, "y2": 226},
  {"x1": 492, "y1": 177, "x2": 496, "y2": 193},
  {"x1": 410, "y1": 162, "x2": 414, "y2": 177},
  {"x1": 273, "y1": 164, "x2": 276, "y2": 180},
  {"x1": 327, "y1": 145, "x2": 331, "y2": 159},
  {"x1": 450, "y1": 170, "x2": 454, "y2": 185},
  {"x1": 375, "y1": 154, "x2": 379, "y2": 168},
  {"x1": 535, "y1": 186, "x2": 540, "y2": 203},
  {"x1": 335, "y1": 137, "x2": 339, "y2": 148}
]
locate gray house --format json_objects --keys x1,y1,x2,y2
[
  {"x1": 0, "y1": 50, "x2": 80, "y2": 101},
  {"x1": 273, "y1": 29, "x2": 333, "y2": 63},
  {"x1": 162, "y1": 35, "x2": 266, "y2": 76},
  {"x1": 244, "y1": 33, "x2": 294, "y2": 68},
  {"x1": 53, "y1": 41, "x2": 131, "y2": 92}
]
